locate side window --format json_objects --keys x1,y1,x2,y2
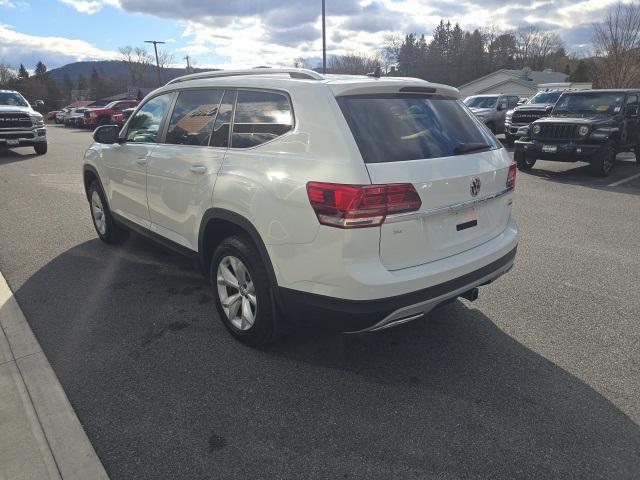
[
  {"x1": 125, "y1": 94, "x2": 172, "y2": 143},
  {"x1": 231, "y1": 90, "x2": 293, "y2": 148},
  {"x1": 209, "y1": 90, "x2": 237, "y2": 148},
  {"x1": 626, "y1": 95, "x2": 638, "y2": 107},
  {"x1": 166, "y1": 89, "x2": 223, "y2": 146},
  {"x1": 498, "y1": 97, "x2": 508, "y2": 110}
]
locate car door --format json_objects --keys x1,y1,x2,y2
[
  {"x1": 624, "y1": 94, "x2": 639, "y2": 147},
  {"x1": 146, "y1": 88, "x2": 233, "y2": 250},
  {"x1": 100, "y1": 92, "x2": 173, "y2": 228}
]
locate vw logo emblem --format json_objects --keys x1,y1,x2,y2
[{"x1": 470, "y1": 177, "x2": 481, "y2": 197}]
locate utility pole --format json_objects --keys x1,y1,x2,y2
[
  {"x1": 322, "y1": 0, "x2": 326, "y2": 74},
  {"x1": 145, "y1": 40, "x2": 165, "y2": 86},
  {"x1": 184, "y1": 54, "x2": 191, "y2": 73}
]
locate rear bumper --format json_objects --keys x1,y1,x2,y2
[{"x1": 279, "y1": 246, "x2": 517, "y2": 332}]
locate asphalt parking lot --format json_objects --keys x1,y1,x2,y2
[{"x1": 1, "y1": 125, "x2": 639, "y2": 479}]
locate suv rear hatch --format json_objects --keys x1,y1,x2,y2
[{"x1": 337, "y1": 93, "x2": 514, "y2": 270}]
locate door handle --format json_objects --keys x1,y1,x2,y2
[
  {"x1": 136, "y1": 158, "x2": 147, "y2": 166},
  {"x1": 190, "y1": 165, "x2": 207, "y2": 174}
]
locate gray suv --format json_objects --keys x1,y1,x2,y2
[{"x1": 464, "y1": 94, "x2": 520, "y2": 134}]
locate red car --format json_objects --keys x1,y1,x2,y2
[
  {"x1": 84, "y1": 100, "x2": 139, "y2": 127},
  {"x1": 111, "y1": 107, "x2": 136, "y2": 126}
]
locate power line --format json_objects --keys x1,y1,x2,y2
[{"x1": 144, "y1": 40, "x2": 165, "y2": 86}]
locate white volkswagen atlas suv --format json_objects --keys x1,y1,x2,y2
[{"x1": 83, "y1": 68, "x2": 518, "y2": 345}]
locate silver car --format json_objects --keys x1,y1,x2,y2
[{"x1": 464, "y1": 94, "x2": 520, "y2": 134}]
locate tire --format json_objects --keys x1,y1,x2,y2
[
  {"x1": 34, "y1": 143, "x2": 47, "y2": 155},
  {"x1": 87, "y1": 180, "x2": 128, "y2": 244},
  {"x1": 590, "y1": 142, "x2": 616, "y2": 177},
  {"x1": 515, "y1": 149, "x2": 536, "y2": 171},
  {"x1": 210, "y1": 235, "x2": 279, "y2": 346}
]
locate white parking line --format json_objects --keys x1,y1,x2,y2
[{"x1": 608, "y1": 172, "x2": 640, "y2": 187}]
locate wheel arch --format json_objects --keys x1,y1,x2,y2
[
  {"x1": 198, "y1": 208, "x2": 279, "y2": 288},
  {"x1": 82, "y1": 164, "x2": 108, "y2": 205}
]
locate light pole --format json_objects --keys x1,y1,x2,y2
[
  {"x1": 322, "y1": 0, "x2": 326, "y2": 74},
  {"x1": 145, "y1": 40, "x2": 165, "y2": 86}
]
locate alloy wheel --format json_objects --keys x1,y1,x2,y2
[
  {"x1": 216, "y1": 255, "x2": 257, "y2": 331},
  {"x1": 91, "y1": 190, "x2": 107, "y2": 235}
]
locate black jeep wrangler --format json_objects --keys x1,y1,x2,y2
[{"x1": 514, "y1": 89, "x2": 640, "y2": 176}]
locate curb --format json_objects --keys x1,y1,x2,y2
[{"x1": 0, "y1": 271, "x2": 109, "y2": 480}]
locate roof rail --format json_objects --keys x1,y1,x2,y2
[{"x1": 166, "y1": 68, "x2": 324, "y2": 85}]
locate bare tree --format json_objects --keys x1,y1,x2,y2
[
  {"x1": 592, "y1": 1, "x2": 640, "y2": 87},
  {"x1": 119, "y1": 46, "x2": 153, "y2": 86},
  {"x1": 515, "y1": 26, "x2": 564, "y2": 70},
  {"x1": 292, "y1": 57, "x2": 309, "y2": 69},
  {"x1": 0, "y1": 59, "x2": 16, "y2": 87},
  {"x1": 381, "y1": 34, "x2": 403, "y2": 70},
  {"x1": 327, "y1": 52, "x2": 381, "y2": 75},
  {"x1": 158, "y1": 51, "x2": 174, "y2": 69}
]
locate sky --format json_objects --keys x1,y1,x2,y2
[{"x1": 0, "y1": 0, "x2": 620, "y2": 71}]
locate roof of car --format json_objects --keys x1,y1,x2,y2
[
  {"x1": 562, "y1": 89, "x2": 640, "y2": 94},
  {"x1": 155, "y1": 69, "x2": 460, "y2": 99}
]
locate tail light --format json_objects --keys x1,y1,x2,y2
[
  {"x1": 506, "y1": 162, "x2": 517, "y2": 190},
  {"x1": 306, "y1": 182, "x2": 421, "y2": 229}
]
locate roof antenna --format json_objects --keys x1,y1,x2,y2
[{"x1": 367, "y1": 66, "x2": 382, "y2": 78}]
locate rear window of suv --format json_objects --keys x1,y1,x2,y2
[{"x1": 338, "y1": 94, "x2": 499, "y2": 163}]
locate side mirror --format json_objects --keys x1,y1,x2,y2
[
  {"x1": 34, "y1": 100, "x2": 45, "y2": 108},
  {"x1": 627, "y1": 105, "x2": 639, "y2": 117},
  {"x1": 93, "y1": 125, "x2": 121, "y2": 144},
  {"x1": 545, "y1": 105, "x2": 554, "y2": 113}
]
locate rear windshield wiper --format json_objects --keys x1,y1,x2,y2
[{"x1": 453, "y1": 142, "x2": 492, "y2": 155}]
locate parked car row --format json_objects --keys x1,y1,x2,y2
[
  {"x1": 464, "y1": 87, "x2": 640, "y2": 177},
  {"x1": 53, "y1": 100, "x2": 139, "y2": 128}
]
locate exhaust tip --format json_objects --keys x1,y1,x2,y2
[{"x1": 460, "y1": 288, "x2": 479, "y2": 302}]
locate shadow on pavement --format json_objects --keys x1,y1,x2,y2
[
  {"x1": 0, "y1": 149, "x2": 38, "y2": 164},
  {"x1": 517, "y1": 157, "x2": 640, "y2": 194},
  {"x1": 12, "y1": 234, "x2": 640, "y2": 479}
]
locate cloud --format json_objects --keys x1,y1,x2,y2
[
  {"x1": 58, "y1": 0, "x2": 119, "y2": 14},
  {"x1": 0, "y1": 24, "x2": 117, "y2": 68},
  {"x1": 8, "y1": 0, "x2": 612, "y2": 70}
]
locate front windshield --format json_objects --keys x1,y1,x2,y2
[
  {"x1": 528, "y1": 92, "x2": 562, "y2": 104},
  {"x1": 553, "y1": 92, "x2": 625, "y2": 115},
  {"x1": 464, "y1": 96, "x2": 498, "y2": 109},
  {"x1": 0, "y1": 92, "x2": 29, "y2": 107}
]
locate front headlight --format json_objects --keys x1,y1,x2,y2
[
  {"x1": 532, "y1": 124, "x2": 541, "y2": 135},
  {"x1": 29, "y1": 114, "x2": 44, "y2": 126},
  {"x1": 578, "y1": 125, "x2": 589, "y2": 136}
]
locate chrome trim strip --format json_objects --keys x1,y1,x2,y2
[
  {"x1": 345, "y1": 256, "x2": 515, "y2": 334},
  {"x1": 385, "y1": 187, "x2": 513, "y2": 224}
]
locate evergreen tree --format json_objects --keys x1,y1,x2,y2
[
  {"x1": 571, "y1": 59, "x2": 591, "y2": 82},
  {"x1": 77, "y1": 74, "x2": 87, "y2": 90},
  {"x1": 34, "y1": 61, "x2": 47, "y2": 79},
  {"x1": 18, "y1": 64, "x2": 29, "y2": 80},
  {"x1": 62, "y1": 74, "x2": 74, "y2": 100}
]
